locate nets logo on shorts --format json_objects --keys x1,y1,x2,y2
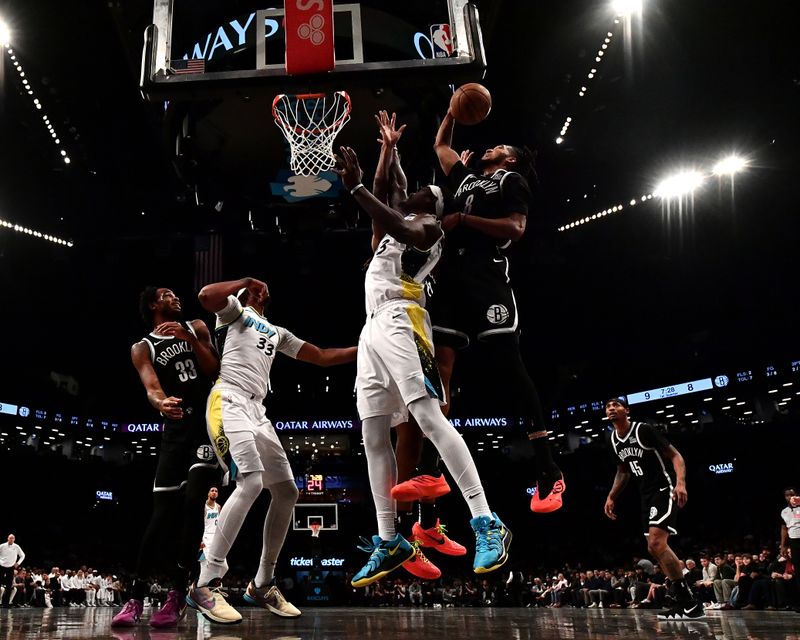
[
  {"x1": 649, "y1": 506, "x2": 658, "y2": 519},
  {"x1": 486, "y1": 304, "x2": 509, "y2": 325},
  {"x1": 196, "y1": 444, "x2": 215, "y2": 461}
]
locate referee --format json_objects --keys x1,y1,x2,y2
[{"x1": 0, "y1": 534, "x2": 25, "y2": 608}]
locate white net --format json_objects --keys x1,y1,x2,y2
[{"x1": 272, "y1": 91, "x2": 352, "y2": 176}]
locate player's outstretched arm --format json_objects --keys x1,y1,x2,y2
[
  {"x1": 198, "y1": 277, "x2": 266, "y2": 314},
  {"x1": 663, "y1": 445, "x2": 688, "y2": 507},
  {"x1": 296, "y1": 343, "x2": 357, "y2": 367},
  {"x1": 131, "y1": 342, "x2": 184, "y2": 419},
  {"x1": 433, "y1": 111, "x2": 460, "y2": 176},
  {"x1": 337, "y1": 146, "x2": 441, "y2": 251}
]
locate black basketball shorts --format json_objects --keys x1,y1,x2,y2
[
  {"x1": 153, "y1": 416, "x2": 219, "y2": 492},
  {"x1": 641, "y1": 486, "x2": 678, "y2": 535},
  {"x1": 427, "y1": 251, "x2": 518, "y2": 349}
]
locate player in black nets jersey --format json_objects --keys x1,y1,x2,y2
[
  {"x1": 604, "y1": 398, "x2": 703, "y2": 620},
  {"x1": 113, "y1": 287, "x2": 221, "y2": 629},
  {"x1": 391, "y1": 109, "x2": 564, "y2": 514}
]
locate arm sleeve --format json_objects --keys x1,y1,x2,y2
[
  {"x1": 638, "y1": 423, "x2": 671, "y2": 451},
  {"x1": 276, "y1": 327, "x2": 306, "y2": 359},
  {"x1": 499, "y1": 172, "x2": 531, "y2": 216},
  {"x1": 216, "y1": 295, "x2": 243, "y2": 325}
]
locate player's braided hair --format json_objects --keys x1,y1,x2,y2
[
  {"x1": 139, "y1": 286, "x2": 160, "y2": 325},
  {"x1": 507, "y1": 145, "x2": 538, "y2": 185}
]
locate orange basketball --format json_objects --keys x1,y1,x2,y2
[{"x1": 449, "y1": 83, "x2": 492, "y2": 126}]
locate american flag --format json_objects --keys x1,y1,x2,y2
[
  {"x1": 170, "y1": 58, "x2": 206, "y2": 75},
  {"x1": 194, "y1": 233, "x2": 223, "y2": 292}
]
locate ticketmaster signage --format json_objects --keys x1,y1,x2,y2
[{"x1": 289, "y1": 557, "x2": 345, "y2": 567}]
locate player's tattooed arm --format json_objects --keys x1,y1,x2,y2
[
  {"x1": 433, "y1": 110, "x2": 460, "y2": 176},
  {"x1": 131, "y1": 342, "x2": 184, "y2": 419},
  {"x1": 296, "y1": 343, "x2": 358, "y2": 367},
  {"x1": 604, "y1": 464, "x2": 631, "y2": 520},
  {"x1": 663, "y1": 445, "x2": 688, "y2": 507}
]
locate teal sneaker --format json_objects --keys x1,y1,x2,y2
[
  {"x1": 351, "y1": 534, "x2": 416, "y2": 588},
  {"x1": 470, "y1": 513, "x2": 512, "y2": 574}
]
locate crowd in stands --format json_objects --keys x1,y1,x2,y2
[{"x1": 1, "y1": 547, "x2": 795, "y2": 612}]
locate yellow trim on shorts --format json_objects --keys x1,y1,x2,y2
[
  {"x1": 206, "y1": 388, "x2": 230, "y2": 458},
  {"x1": 405, "y1": 304, "x2": 432, "y2": 353}
]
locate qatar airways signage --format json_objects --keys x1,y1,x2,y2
[
  {"x1": 274, "y1": 419, "x2": 356, "y2": 431},
  {"x1": 708, "y1": 462, "x2": 734, "y2": 475},
  {"x1": 122, "y1": 423, "x2": 165, "y2": 433},
  {"x1": 272, "y1": 416, "x2": 511, "y2": 432}
]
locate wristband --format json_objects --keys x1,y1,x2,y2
[{"x1": 350, "y1": 183, "x2": 365, "y2": 195}]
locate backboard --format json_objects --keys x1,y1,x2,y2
[
  {"x1": 292, "y1": 502, "x2": 339, "y2": 531},
  {"x1": 140, "y1": 0, "x2": 486, "y2": 99}
]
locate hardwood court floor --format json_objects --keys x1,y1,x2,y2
[{"x1": 0, "y1": 606, "x2": 798, "y2": 639}]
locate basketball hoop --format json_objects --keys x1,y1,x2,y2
[
  {"x1": 272, "y1": 91, "x2": 352, "y2": 176},
  {"x1": 310, "y1": 523, "x2": 322, "y2": 538}
]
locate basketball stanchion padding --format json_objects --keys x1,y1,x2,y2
[
  {"x1": 273, "y1": 91, "x2": 352, "y2": 176},
  {"x1": 285, "y1": 0, "x2": 335, "y2": 75},
  {"x1": 450, "y1": 83, "x2": 492, "y2": 125}
]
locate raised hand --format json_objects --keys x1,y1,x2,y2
[
  {"x1": 459, "y1": 149, "x2": 474, "y2": 167},
  {"x1": 335, "y1": 146, "x2": 364, "y2": 191},
  {"x1": 374, "y1": 110, "x2": 406, "y2": 147}
]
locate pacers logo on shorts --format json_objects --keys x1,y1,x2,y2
[
  {"x1": 196, "y1": 444, "x2": 215, "y2": 462},
  {"x1": 649, "y1": 506, "x2": 658, "y2": 519},
  {"x1": 486, "y1": 304, "x2": 509, "y2": 325}
]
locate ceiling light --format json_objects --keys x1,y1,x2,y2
[
  {"x1": 712, "y1": 155, "x2": 747, "y2": 176},
  {"x1": 654, "y1": 171, "x2": 704, "y2": 199}
]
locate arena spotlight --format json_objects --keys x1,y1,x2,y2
[
  {"x1": 612, "y1": 0, "x2": 643, "y2": 16},
  {"x1": 712, "y1": 154, "x2": 747, "y2": 176},
  {"x1": 0, "y1": 19, "x2": 10, "y2": 47},
  {"x1": 654, "y1": 171, "x2": 704, "y2": 199}
]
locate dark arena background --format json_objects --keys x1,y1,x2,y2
[{"x1": 1, "y1": 0, "x2": 799, "y2": 638}]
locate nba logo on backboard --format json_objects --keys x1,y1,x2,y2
[{"x1": 430, "y1": 24, "x2": 453, "y2": 58}]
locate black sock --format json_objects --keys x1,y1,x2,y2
[
  {"x1": 131, "y1": 578, "x2": 148, "y2": 602},
  {"x1": 396, "y1": 511, "x2": 416, "y2": 533},
  {"x1": 419, "y1": 500, "x2": 437, "y2": 529},
  {"x1": 530, "y1": 436, "x2": 558, "y2": 476},
  {"x1": 670, "y1": 578, "x2": 692, "y2": 601},
  {"x1": 417, "y1": 438, "x2": 441, "y2": 477}
]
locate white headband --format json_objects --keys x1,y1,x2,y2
[{"x1": 428, "y1": 185, "x2": 444, "y2": 216}]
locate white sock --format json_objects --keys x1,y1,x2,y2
[
  {"x1": 408, "y1": 397, "x2": 491, "y2": 518},
  {"x1": 254, "y1": 479, "x2": 299, "y2": 588},
  {"x1": 197, "y1": 471, "x2": 263, "y2": 587},
  {"x1": 362, "y1": 414, "x2": 398, "y2": 540}
]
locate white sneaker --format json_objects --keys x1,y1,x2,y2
[
  {"x1": 186, "y1": 580, "x2": 242, "y2": 625},
  {"x1": 243, "y1": 581, "x2": 300, "y2": 617},
  {"x1": 588, "y1": 603, "x2": 597, "y2": 608},
  {"x1": 599, "y1": 602, "x2": 604, "y2": 608}
]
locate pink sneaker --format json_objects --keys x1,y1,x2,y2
[
  {"x1": 149, "y1": 590, "x2": 187, "y2": 628},
  {"x1": 111, "y1": 599, "x2": 143, "y2": 627}
]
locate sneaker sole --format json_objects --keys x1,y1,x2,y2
[
  {"x1": 473, "y1": 529, "x2": 512, "y2": 574},
  {"x1": 351, "y1": 549, "x2": 416, "y2": 588},
  {"x1": 242, "y1": 593, "x2": 301, "y2": 618},
  {"x1": 185, "y1": 595, "x2": 242, "y2": 625}
]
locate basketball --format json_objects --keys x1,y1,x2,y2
[{"x1": 449, "y1": 83, "x2": 492, "y2": 126}]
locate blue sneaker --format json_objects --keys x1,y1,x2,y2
[
  {"x1": 470, "y1": 513, "x2": 512, "y2": 574},
  {"x1": 351, "y1": 534, "x2": 416, "y2": 588}
]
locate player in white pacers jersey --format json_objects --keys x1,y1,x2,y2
[
  {"x1": 336, "y1": 145, "x2": 512, "y2": 588},
  {"x1": 200, "y1": 487, "x2": 222, "y2": 555},
  {"x1": 187, "y1": 277, "x2": 357, "y2": 624}
]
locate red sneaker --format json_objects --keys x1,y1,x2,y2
[
  {"x1": 412, "y1": 519, "x2": 467, "y2": 556},
  {"x1": 403, "y1": 541, "x2": 442, "y2": 580},
  {"x1": 390, "y1": 474, "x2": 451, "y2": 502},
  {"x1": 530, "y1": 476, "x2": 566, "y2": 513}
]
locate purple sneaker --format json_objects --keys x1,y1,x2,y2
[
  {"x1": 111, "y1": 599, "x2": 143, "y2": 627},
  {"x1": 149, "y1": 590, "x2": 187, "y2": 628}
]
